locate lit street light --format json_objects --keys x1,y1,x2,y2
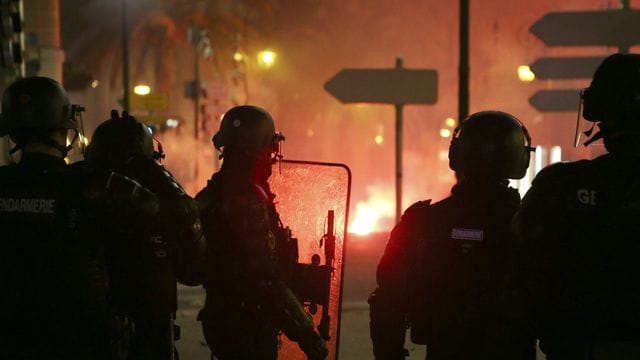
[
  {"x1": 134, "y1": 84, "x2": 151, "y2": 95},
  {"x1": 257, "y1": 50, "x2": 277, "y2": 69},
  {"x1": 518, "y1": 65, "x2": 536, "y2": 82}
]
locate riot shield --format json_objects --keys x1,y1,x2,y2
[{"x1": 269, "y1": 159, "x2": 351, "y2": 360}]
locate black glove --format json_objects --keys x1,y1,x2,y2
[{"x1": 298, "y1": 331, "x2": 328, "y2": 360}]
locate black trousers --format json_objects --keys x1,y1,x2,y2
[
  {"x1": 200, "y1": 307, "x2": 279, "y2": 360},
  {"x1": 543, "y1": 341, "x2": 640, "y2": 360}
]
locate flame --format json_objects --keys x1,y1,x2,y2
[
  {"x1": 349, "y1": 202, "x2": 382, "y2": 236},
  {"x1": 348, "y1": 186, "x2": 395, "y2": 236}
]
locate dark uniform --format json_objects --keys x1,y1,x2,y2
[
  {"x1": 370, "y1": 111, "x2": 536, "y2": 360},
  {"x1": 196, "y1": 105, "x2": 327, "y2": 360},
  {"x1": 85, "y1": 111, "x2": 207, "y2": 360},
  {"x1": 0, "y1": 77, "x2": 159, "y2": 360},
  {"x1": 515, "y1": 53, "x2": 640, "y2": 359}
]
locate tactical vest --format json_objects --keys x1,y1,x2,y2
[
  {"x1": 531, "y1": 154, "x2": 640, "y2": 341},
  {"x1": 408, "y1": 184, "x2": 521, "y2": 345},
  {"x1": 197, "y1": 173, "x2": 275, "y2": 308},
  {"x1": 0, "y1": 155, "x2": 111, "y2": 357}
]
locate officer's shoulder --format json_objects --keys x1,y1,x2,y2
[
  {"x1": 401, "y1": 199, "x2": 432, "y2": 221},
  {"x1": 0, "y1": 163, "x2": 18, "y2": 183},
  {"x1": 533, "y1": 160, "x2": 591, "y2": 185},
  {"x1": 70, "y1": 161, "x2": 149, "y2": 192},
  {"x1": 195, "y1": 173, "x2": 219, "y2": 200},
  {"x1": 67, "y1": 160, "x2": 111, "y2": 182},
  {"x1": 0, "y1": 162, "x2": 17, "y2": 174},
  {"x1": 195, "y1": 174, "x2": 223, "y2": 211},
  {"x1": 66, "y1": 160, "x2": 88, "y2": 173}
]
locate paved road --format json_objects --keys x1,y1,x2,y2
[{"x1": 174, "y1": 232, "x2": 542, "y2": 359}]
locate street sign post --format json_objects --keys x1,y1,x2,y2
[
  {"x1": 324, "y1": 58, "x2": 438, "y2": 223},
  {"x1": 528, "y1": 6, "x2": 640, "y2": 112}
]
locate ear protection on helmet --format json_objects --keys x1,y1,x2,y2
[{"x1": 448, "y1": 111, "x2": 533, "y2": 180}]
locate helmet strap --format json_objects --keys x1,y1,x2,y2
[{"x1": 9, "y1": 129, "x2": 76, "y2": 157}]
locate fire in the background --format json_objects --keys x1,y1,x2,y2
[{"x1": 348, "y1": 184, "x2": 395, "y2": 236}]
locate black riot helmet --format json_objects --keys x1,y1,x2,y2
[
  {"x1": 212, "y1": 105, "x2": 284, "y2": 158},
  {"x1": 0, "y1": 76, "x2": 77, "y2": 135},
  {"x1": 448, "y1": 110, "x2": 533, "y2": 180},
  {"x1": 85, "y1": 110, "x2": 161, "y2": 170},
  {"x1": 580, "y1": 53, "x2": 640, "y2": 150},
  {"x1": 0, "y1": 77, "x2": 85, "y2": 155}
]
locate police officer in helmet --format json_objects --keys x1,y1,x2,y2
[
  {"x1": 0, "y1": 76, "x2": 159, "y2": 359},
  {"x1": 85, "y1": 111, "x2": 206, "y2": 360},
  {"x1": 196, "y1": 105, "x2": 327, "y2": 360},
  {"x1": 515, "y1": 53, "x2": 640, "y2": 359},
  {"x1": 370, "y1": 110, "x2": 536, "y2": 360}
]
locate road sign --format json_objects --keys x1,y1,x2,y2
[
  {"x1": 530, "y1": 56, "x2": 605, "y2": 80},
  {"x1": 530, "y1": 9, "x2": 640, "y2": 47},
  {"x1": 324, "y1": 67, "x2": 437, "y2": 105},
  {"x1": 529, "y1": 89, "x2": 580, "y2": 112},
  {"x1": 324, "y1": 58, "x2": 438, "y2": 224},
  {"x1": 130, "y1": 92, "x2": 169, "y2": 111}
]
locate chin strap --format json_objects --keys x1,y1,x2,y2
[
  {"x1": 582, "y1": 126, "x2": 604, "y2": 147},
  {"x1": 9, "y1": 129, "x2": 78, "y2": 157}
]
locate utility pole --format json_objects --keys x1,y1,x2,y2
[
  {"x1": 193, "y1": 31, "x2": 200, "y2": 140},
  {"x1": 458, "y1": 0, "x2": 470, "y2": 122},
  {"x1": 620, "y1": 0, "x2": 630, "y2": 53},
  {"x1": 190, "y1": 26, "x2": 212, "y2": 140},
  {"x1": 324, "y1": 58, "x2": 438, "y2": 223},
  {"x1": 121, "y1": 0, "x2": 129, "y2": 112}
]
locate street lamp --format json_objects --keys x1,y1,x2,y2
[
  {"x1": 133, "y1": 84, "x2": 151, "y2": 95},
  {"x1": 518, "y1": 65, "x2": 535, "y2": 82},
  {"x1": 257, "y1": 50, "x2": 277, "y2": 69},
  {"x1": 233, "y1": 51, "x2": 244, "y2": 62}
]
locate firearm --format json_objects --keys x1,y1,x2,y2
[{"x1": 280, "y1": 210, "x2": 336, "y2": 340}]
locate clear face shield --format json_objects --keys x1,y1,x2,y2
[
  {"x1": 140, "y1": 123, "x2": 165, "y2": 162},
  {"x1": 271, "y1": 131, "x2": 285, "y2": 163},
  {"x1": 65, "y1": 104, "x2": 87, "y2": 159},
  {"x1": 574, "y1": 88, "x2": 600, "y2": 147}
]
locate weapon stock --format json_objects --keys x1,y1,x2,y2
[
  {"x1": 289, "y1": 210, "x2": 336, "y2": 341},
  {"x1": 318, "y1": 210, "x2": 335, "y2": 340}
]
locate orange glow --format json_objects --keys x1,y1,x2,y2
[
  {"x1": 444, "y1": 117, "x2": 456, "y2": 128},
  {"x1": 348, "y1": 186, "x2": 395, "y2": 236},
  {"x1": 349, "y1": 202, "x2": 382, "y2": 236},
  {"x1": 518, "y1": 65, "x2": 535, "y2": 82}
]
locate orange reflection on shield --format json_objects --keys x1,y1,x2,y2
[{"x1": 269, "y1": 160, "x2": 351, "y2": 360}]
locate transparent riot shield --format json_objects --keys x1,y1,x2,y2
[{"x1": 269, "y1": 159, "x2": 351, "y2": 360}]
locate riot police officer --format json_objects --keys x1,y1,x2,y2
[
  {"x1": 196, "y1": 105, "x2": 327, "y2": 360},
  {"x1": 515, "y1": 53, "x2": 640, "y2": 359},
  {"x1": 84, "y1": 111, "x2": 206, "y2": 360},
  {"x1": 370, "y1": 111, "x2": 536, "y2": 360},
  {"x1": 0, "y1": 76, "x2": 159, "y2": 359}
]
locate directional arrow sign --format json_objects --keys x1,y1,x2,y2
[
  {"x1": 530, "y1": 56, "x2": 605, "y2": 80},
  {"x1": 529, "y1": 89, "x2": 581, "y2": 112},
  {"x1": 324, "y1": 68, "x2": 437, "y2": 105},
  {"x1": 530, "y1": 9, "x2": 640, "y2": 47}
]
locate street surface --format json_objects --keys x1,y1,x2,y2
[{"x1": 174, "y1": 232, "x2": 542, "y2": 359}]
